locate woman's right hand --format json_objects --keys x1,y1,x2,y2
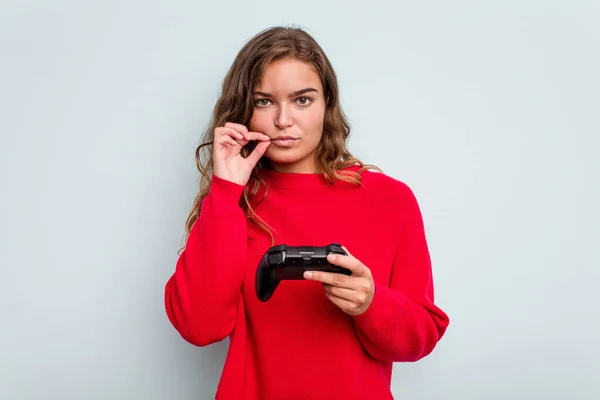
[{"x1": 212, "y1": 122, "x2": 271, "y2": 186}]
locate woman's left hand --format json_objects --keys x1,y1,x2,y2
[{"x1": 303, "y1": 246, "x2": 375, "y2": 316}]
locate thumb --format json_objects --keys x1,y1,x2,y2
[
  {"x1": 246, "y1": 140, "x2": 271, "y2": 166},
  {"x1": 341, "y1": 245, "x2": 352, "y2": 257}
]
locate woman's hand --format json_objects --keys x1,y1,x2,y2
[
  {"x1": 303, "y1": 246, "x2": 375, "y2": 316},
  {"x1": 212, "y1": 122, "x2": 271, "y2": 186}
]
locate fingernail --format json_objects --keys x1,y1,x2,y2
[
  {"x1": 303, "y1": 271, "x2": 312, "y2": 279},
  {"x1": 327, "y1": 254, "x2": 336, "y2": 261}
]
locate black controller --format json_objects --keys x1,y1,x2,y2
[{"x1": 255, "y1": 243, "x2": 351, "y2": 302}]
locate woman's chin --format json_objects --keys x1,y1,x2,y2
[{"x1": 264, "y1": 150, "x2": 302, "y2": 165}]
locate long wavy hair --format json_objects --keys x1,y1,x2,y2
[{"x1": 181, "y1": 26, "x2": 381, "y2": 250}]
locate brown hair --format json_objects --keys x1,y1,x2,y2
[{"x1": 182, "y1": 26, "x2": 381, "y2": 250}]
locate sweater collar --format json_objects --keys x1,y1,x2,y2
[{"x1": 258, "y1": 164, "x2": 362, "y2": 190}]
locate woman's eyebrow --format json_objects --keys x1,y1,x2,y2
[{"x1": 253, "y1": 88, "x2": 318, "y2": 98}]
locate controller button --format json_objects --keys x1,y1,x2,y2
[
  {"x1": 299, "y1": 246, "x2": 314, "y2": 254},
  {"x1": 268, "y1": 253, "x2": 284, "y2": 265},
  {"x1": 270, "y1": 245, "x2": 286, "y2": 253}
]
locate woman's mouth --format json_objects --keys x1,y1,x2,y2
[{"x1": 271, "y1": 137, "x2": 298, "y2": 147}]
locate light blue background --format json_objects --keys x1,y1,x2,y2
[{"x1": 1, "y1": 1, "x2": 599, "y2": 399}]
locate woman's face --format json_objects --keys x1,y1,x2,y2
[{"x1": 249, "y1": 58, "x2": 326, "y2": 174}]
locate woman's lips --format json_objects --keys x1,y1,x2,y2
[{"x1": 270, "y1": 137, "x2": 298, "y2": 147}]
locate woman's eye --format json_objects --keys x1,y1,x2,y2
[
  {"x1": 255, "y1": 99, "x2": 271, "y2": 107},
  {"x1": 296, "y1": 97, "x2": 312, "y2": 106}
]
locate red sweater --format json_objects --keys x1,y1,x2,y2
[{"x1": 164, "y1": 164, "x2": 449, "y2": 399}]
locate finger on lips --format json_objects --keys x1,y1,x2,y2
[
  {"x1": 248, "y1": 131, "x2": 271, "y2": 141},
  {"x1": 219, "y1": 124, "x2": 270, "y2": 142}
]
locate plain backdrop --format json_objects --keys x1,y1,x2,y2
[{"x1": 1, "y1": 1, "x2": 599, "y2": 399}]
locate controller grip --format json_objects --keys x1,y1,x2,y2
[{"x1": 255, "y1": 243, "x2": 350, "y2": 302}]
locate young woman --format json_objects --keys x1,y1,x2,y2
[{"x1": 164, "y1": 26, "x2": 450, "y2": 400}]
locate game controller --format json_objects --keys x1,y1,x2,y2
[{"x1": 255, "y1": 243, "x2": 351, "y2": 302}]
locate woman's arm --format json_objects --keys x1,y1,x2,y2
[
  {"x1": 351, "y1": 184, "x2": 450, "y2": 362},
  {"x1": 164, "y1": 175, "x2": 247, "y2": 346}
]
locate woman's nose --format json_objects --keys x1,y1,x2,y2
[{"x1": 275, "y1": 105, "x2": 293, "y2": 128}]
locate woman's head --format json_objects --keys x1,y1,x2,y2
[
  {"x1": 210, "y1": 26, "x2": 352, "y2": 173},
  {"x1": 250, "y1": 57, "x2": 326, "y2": 173},
  {"x1": 184, "y1": 26, "x2": 378, "y2": 246}
]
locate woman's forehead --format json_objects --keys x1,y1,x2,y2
[{"x1": 255, "y1": 59, "x2": 322, "y2": 95}]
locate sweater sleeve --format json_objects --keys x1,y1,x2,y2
[
  {"x1": 164, "y1": 175, "x2": 248, "y2": 346},
  {"x1": 351, "y1": 183, "x2": 449, "y2": 362}
]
